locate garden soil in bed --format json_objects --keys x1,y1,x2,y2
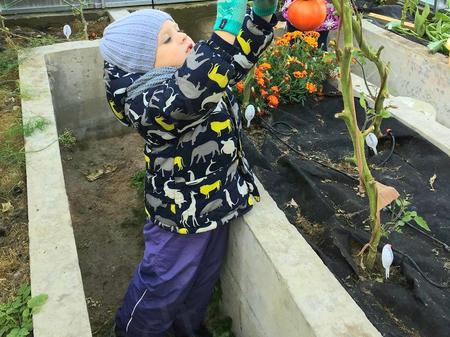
[
  {"x1": 61, "y1": 133, "x2": 145, "y2": 336},
  {"x1": 243, "y1": 91, "x2": 450, "y2": 337}
]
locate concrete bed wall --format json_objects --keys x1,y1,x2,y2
[
  {"x1": 16, "y1": 7, "x2": 404, "y2": 337},
  {"x1": 45, "y1": 42, "x2": 130, "y2": 141},
  {"x1": 351, "y1": 20, "x2": 450, "y2": 129}
]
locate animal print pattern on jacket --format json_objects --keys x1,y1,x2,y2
[{"x1": 104, "y1": 10, "x2": 277, "y2": 234}]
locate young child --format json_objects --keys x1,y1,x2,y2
[{"x1": 99, "y1": 1, "x2": 278, "y2": 336}]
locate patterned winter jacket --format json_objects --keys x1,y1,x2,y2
[{"x1": 104, "y1": 10, "x2": 277, "y2": 234}]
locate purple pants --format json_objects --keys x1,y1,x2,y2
[{"x1": 115, "y1": 220, "x2": 230, "y2": 337}]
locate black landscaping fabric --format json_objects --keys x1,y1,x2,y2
[{"x1": 242, "y1": 87, "x2": 450, "y2": 337}]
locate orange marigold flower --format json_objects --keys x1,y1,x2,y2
[
  {"x1": 292, "y1": 31, "x2": 303, "y2": 38},
  {"x1": 255, "y1": 68, "x2": 264, "y2": 79},
  {"x1": 259, "y1": 63, "x2": 272, "y2": 70},
  {"x1": 304, "y1": 36, "x2": 318, "y2": 48},
  {"x1": 267, "y1": 94, "x2": 279, "y2": 108},
  {"x1": 261, "y1": 89, "x2": 268, "y2": 97},
  {"x1": 275, "y1": 38, "x2": 289, "y2": 46},
  {"x1": 293, "y1": 70, "x2": 307, "y2": 79},
  {"x1": 284, "y1": 75, "x2": 291, "y2": 82},
  {"x1": 270, "y1": 86, "x2": 280, "y2": 94},
  {"x1": 236, "y1": 81, "x2": 244, "y2": 93},
  {"x1": 306, "y1": 82, "x2": 317, "y2": 94},
  {"x1": 257, "y1": 78, "x2": 265, "y2": 87}
]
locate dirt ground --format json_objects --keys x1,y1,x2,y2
[
  {"x1": 61, "y1": 132, "x2": 145, "y2": 336},
  {"x1": 0, "y1": 10, "x2": 110, "y2": 308}
]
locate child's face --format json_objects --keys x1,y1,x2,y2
[{"x1": 155, "y1": 20, "x2": 194, "y2": 68}]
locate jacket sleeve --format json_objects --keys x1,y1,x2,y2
[
  {"x1": 230, "y1": 9, "x2": 278, "y2": 84},
  {"x1": 122, "y1": 34, "x2": 241, "y2": 143},
  {"x1": 104, "y1": 62, "x2": 140, "y2": 127}
]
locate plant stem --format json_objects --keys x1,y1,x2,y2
[
  {"x1": 332, "y1": 2, "x2": 390, "y2": 137},
  {"x1": 333, "y1": 0, "x2": 380, "y2": 270},
  {"x1": 242, "y1": 66, "x2": 255, "y2": 109}
]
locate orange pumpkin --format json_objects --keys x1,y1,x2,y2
[{"x1": 287, "y1": 0, "x2": 327, "y2": 31}]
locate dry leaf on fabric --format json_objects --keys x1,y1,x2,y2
[{"x1": 375, "y1": 182, "x2": 400, "y2": 212}]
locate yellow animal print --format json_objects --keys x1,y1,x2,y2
[
  {"x1": 208, "y1": 63, "x2": 229, "y2": 88},
  {"x1": 108, "y1": 100, "x2": 124, "y2": 120},
  {"x1": 200, "y1": 180, "x2": 222, "y2": 199},
  {"x1": 248, "y1": 196, "x2": 253, "y2": 206},
  {"x1": 155, "y1": 115, "x2": 175, "y2": 131},
  {"x1": 144, "y1": 154, "x2": 150, "y2": 168},
  {"x1": 178, "y1": 228, "x2": 189, "y2": 234},
  {"x1": 145, "y1": 206, "x2": 151, "y2": 218},
  {"x1": 254, "y1": 196, "x2": 261, "y2": 202},
  {"x1": 237, "y1": 30, "x2": 252, "y2": 55},
  {"x1": 173, "y1": 156, "x2": 184, "y2": 171},
  {"x1": 170, "y1": 204, "x2": 176, "y2": 214},
  {"x1": 210, "y1": 119, "x2": 232, "y2": 137}
]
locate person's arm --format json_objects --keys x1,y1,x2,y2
[
  {"x1": 118, "y1": 0, "x2": 250, "y2": 143},
  {"x1": 229, "y1": 1, "x2": 279, "y2": 84}
]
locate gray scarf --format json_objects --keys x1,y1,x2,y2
[{"x1": 127, "y1": 66, "x2": 177, "y2": 101}]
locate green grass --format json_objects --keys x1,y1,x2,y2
[
  {"x1": 130, "y1": 169, "x2": 146, "y2": 197},
  {"x1": 0, "y1": 49, "x2": 19, "y2": 79},
  {"x1": 0, "y1": 284, "x2": 48, "y2": 337},
  {"x1": 58, "y1": 128, "x2": 77, "y2": 149},
  {"x1": 25, "y1": 35, "x2": 60, "y2": 48}
]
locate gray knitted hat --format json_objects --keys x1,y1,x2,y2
[{"x1": 100, "y1": 9, "x2": 173, "y2": 73}]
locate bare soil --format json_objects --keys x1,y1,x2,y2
[{"x1": 60, "y1": 132, "x2": 145, "y2": 336}]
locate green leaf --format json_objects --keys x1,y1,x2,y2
[
  {"x1": 414, "y1": 4, "x2": 430, "y2": 37},
  {"x1": 6, "y1": 327, "x2": 28, "y2": 337},
  {"x1": 427, "y1": 40, "x2": 444, "y2": 53},
  {"x1": 395, "y1": 220, "x2": 405, "y2": 227},
  {"x1": 409, "y1": 211, "x2": 417, "y2": 217},
  {"x1": 21, "y1": 307, "x2": 30, "y2": 321},
  {"x1": 27, "y1": 294, "x2": 48, "y2": 314},
  {"x1": 378, "y1": 109, "x2": 391, "y2": 119},
  {"x1": 402, "y1": 213, "x2": 413, "y2": 222},
  {"x1": 386, "y1": 21, "x2": 401, "y2": 30},
  {"x1": 414, "y1": 216, "x2": 430, "y2": 231},
  {"x1": 359, "y1": 92, "x2": 367, "y2": 110}
]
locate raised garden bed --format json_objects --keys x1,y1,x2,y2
[
  {"x1": 242, "y1": 89, "x2": 450, "y2": 337},
  {"x1": 9, "y1": 2, "x2": 450, "y2": 337}
]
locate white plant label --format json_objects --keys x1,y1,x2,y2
[
  {"x1": 245, "y1": 104, "x2": 255, "y2": 128},
  {"x1": 382, "y1": 244, "x2": 394, "y2": 279},
  {"x1": 365, "y1": 132, "x2": 378, "y2": 155},
  {"x1": 63, "y1": 24, "x2": 72, "y2": 40}
]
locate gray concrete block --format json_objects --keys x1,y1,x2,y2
[
  {"x1": 351, "y1": 20, "x2": 450, "y2": 129},
  {"x1": 351, "y1": 73, "x2": 450, "y2": 157},
  {"x1": 107, "y1": 9, "x2": 130, "y2": 22},
  {"x1": 19, "y1": 49, "x2": 92, "y2": 337},
  {"x1": 221, "y1": 179, "x2": 381, "y2": 337}
]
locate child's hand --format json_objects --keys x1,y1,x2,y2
[
  {"x1": 214, "y1": 0, "x2": 248, "y2": 37},
  {"x1": 253, "y1": 0, "x2": 278, "y2": 17}
]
